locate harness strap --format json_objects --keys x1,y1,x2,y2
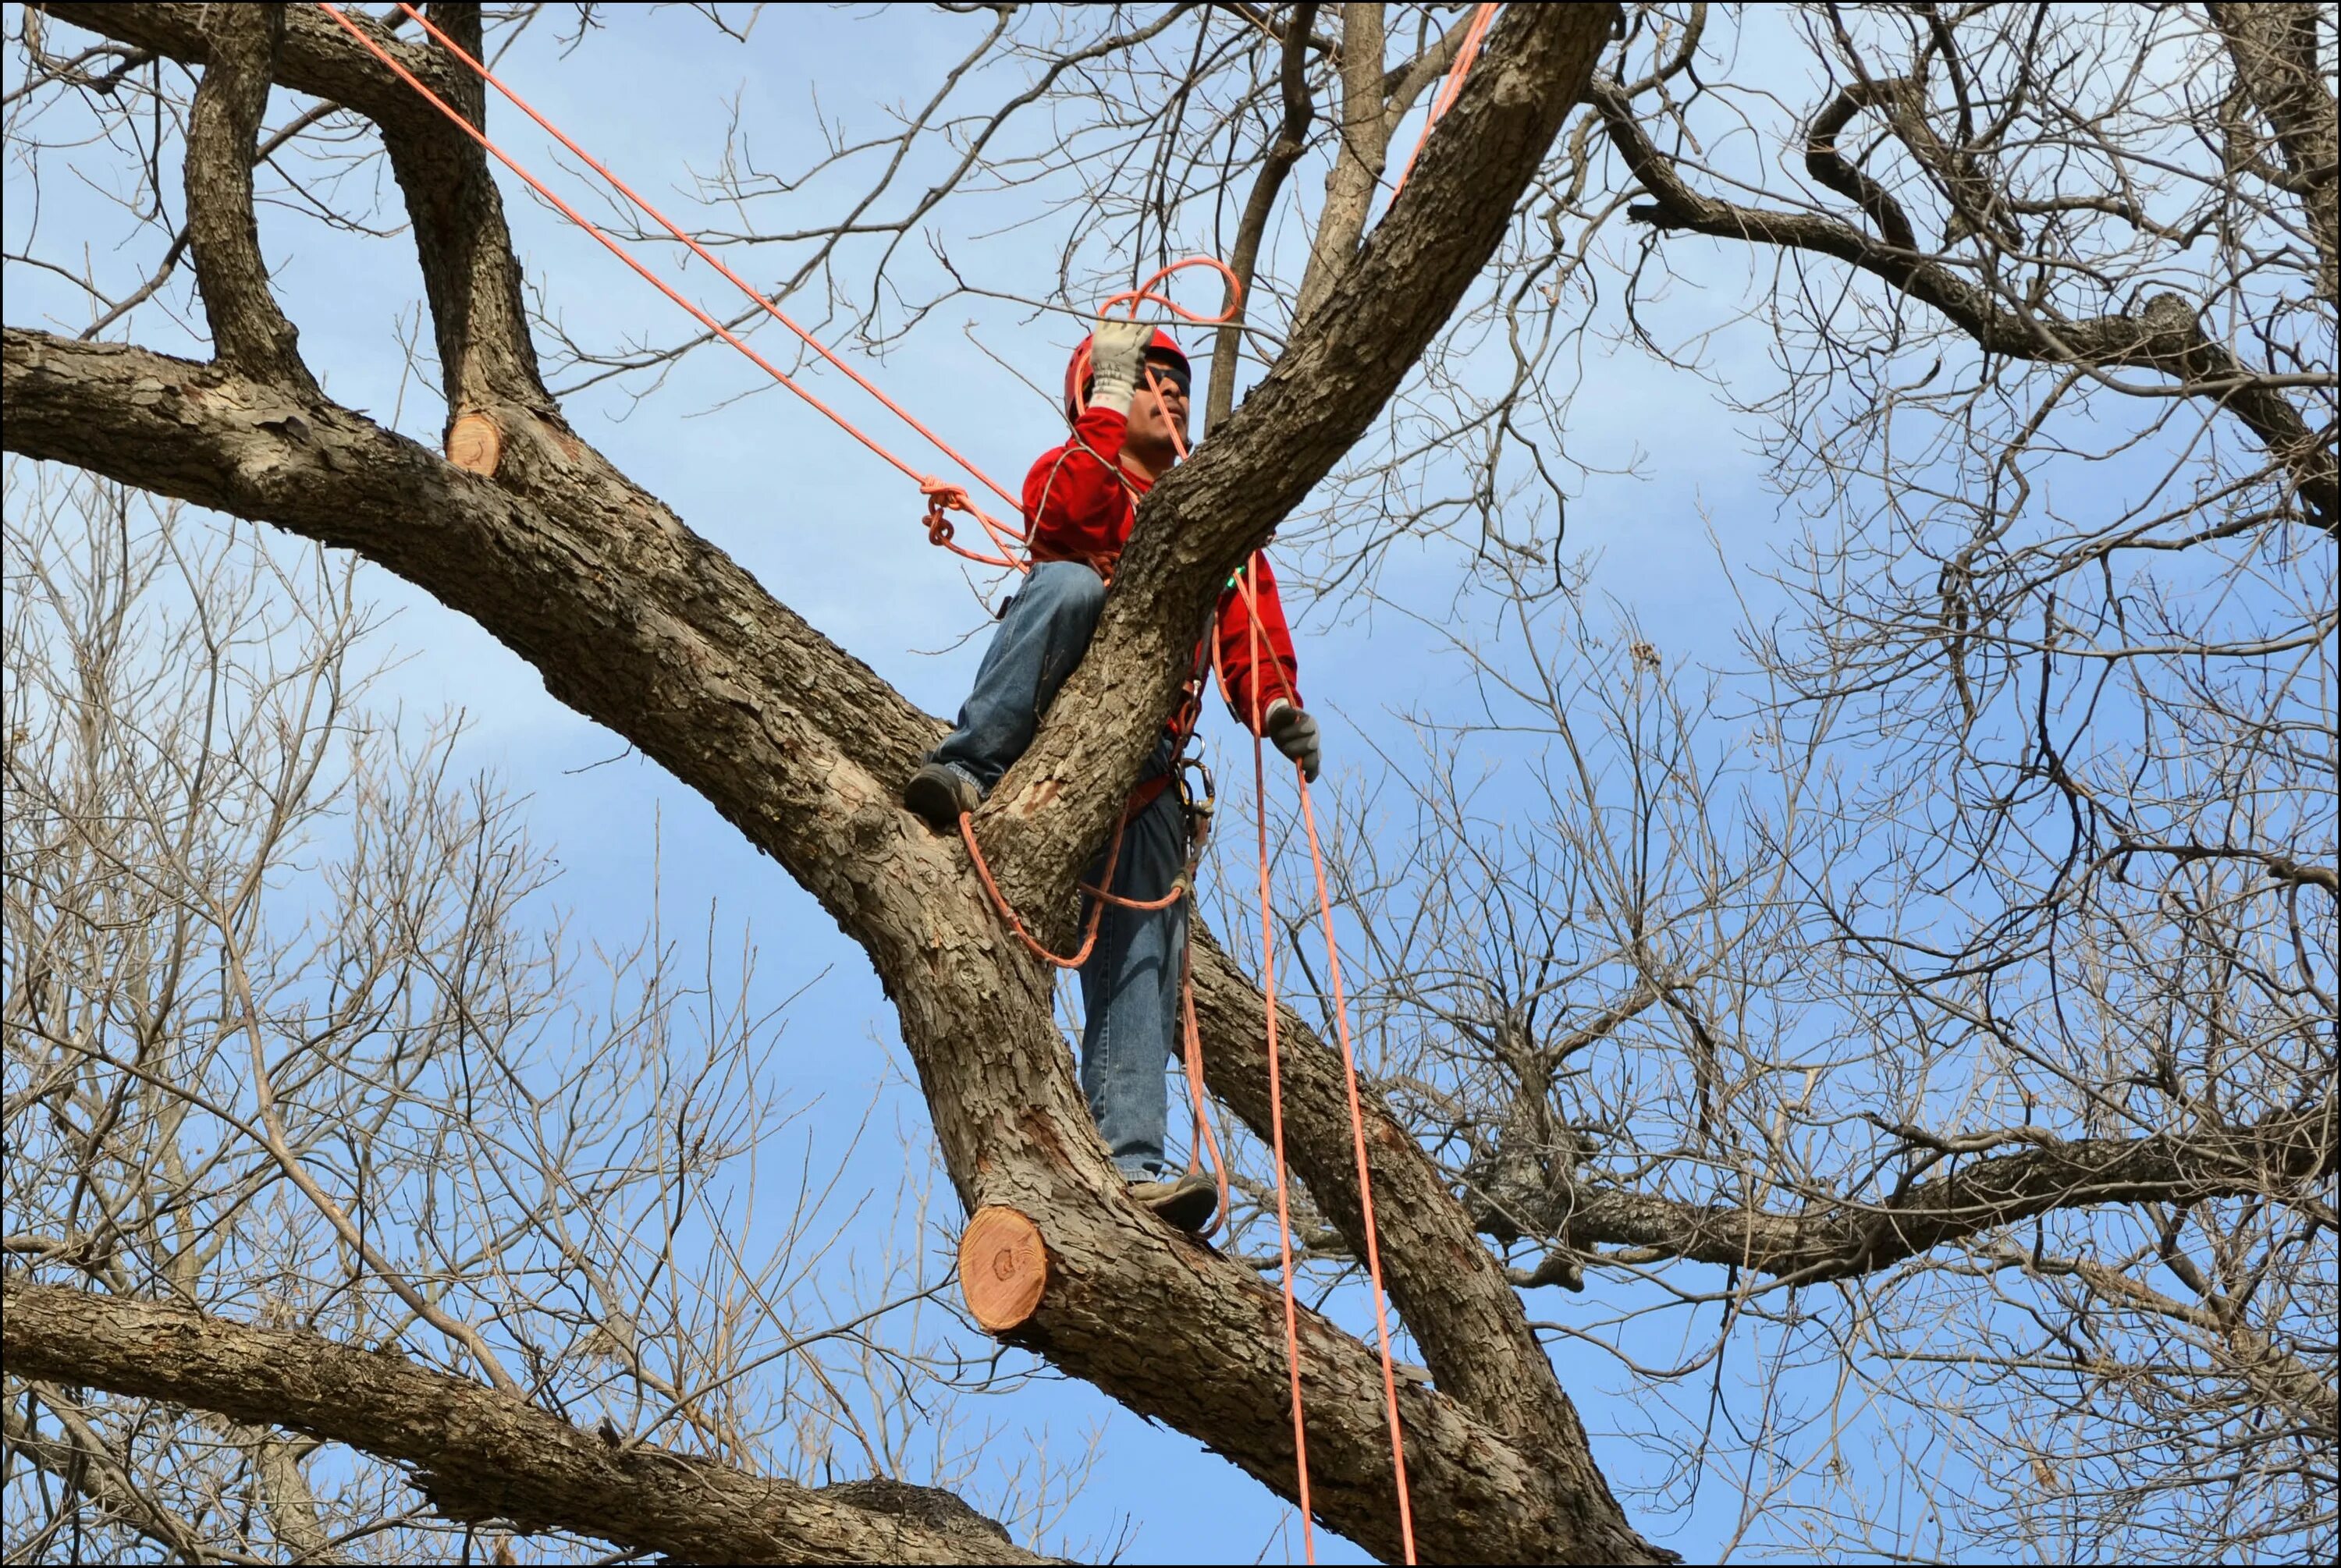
[{"x1": 1121, "y1": 772, "x2": 1173, "y2": 824}]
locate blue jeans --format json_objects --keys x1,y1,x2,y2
[{"x1": 930, "y1": 561, "x2": 1187, "y2": 1180}]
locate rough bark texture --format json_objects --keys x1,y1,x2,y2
[
  {"x1": 180, "y1": 4, "x2": 317, "y2": 395},
  {"x1": 1291, "y1": 0, "x2": 1390, "y2": 328},
  {"x1": 4, "y1": 5, "x2": 1666, "y2": 1559},
  {"x1": 0, "y1": 1280, "x2": 1038, "y2": 1565},
  {"x1": 1186, "y1": 927, "x2": 1610, "y2": 1488},
  {"x1": 0, "y1": 321, "x2": 1656, "y2": 1563},
  {"x1": 14, "y1": 5, "x2": 2311, "y2": 1559},
  {"x1": 48, "y1": 2, "x2": 565, "y2": 438}
]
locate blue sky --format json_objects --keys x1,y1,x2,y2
[{"x1": 3, "y1": 6, "x2": 1929, "y2": 1562}]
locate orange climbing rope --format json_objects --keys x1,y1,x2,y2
[
  {"x1": 319, "y1": 0, "x2": 1032, "y2": 566},
  {"x1": 1075, "y1": 254, "x2": 1242, "y2": 467},
  {"x1": 325, "y1": 5, "x2": 1437, "y2": 1552},
  {"x1": 1241, "y1": 570, "x2": 1317, "y2": 1560},
  {"x1": 957, "y1": 804, "x2": 1187, "y2": 972},
  {"x1": 1298, "y1": 754, "x2": 1418, "y2": 1561},
  {"x1": 394, "y1": 2, "x2": 1025, "y2": 503},
  {"x1": 1234, "y1": 21, "x2": 1501, "y2": 1541},
  {"x1": 1391, "y1": 2, "x2": 1500, "y2": 200},
  {"x1": 1229, "y1": 558, "x2": 1419, "y2": 1564}
]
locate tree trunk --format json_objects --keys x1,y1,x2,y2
[{"x1": 2, "y1": 4, "x2": 1664, "y2": 1560}]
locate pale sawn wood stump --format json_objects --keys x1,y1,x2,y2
[
  {"x1": 958, "y1": 1205, "x2": 1046, "y2": 1332},
  {"x1": 446, "y1": 411, "x2": 503, "y2": 477}
]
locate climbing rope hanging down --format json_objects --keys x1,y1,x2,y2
[
  {"x1": 1220, "y1": 562, "x2": 1419, "y2": 1565},
  {"x1": 1206, "y1": 24, "x2": 1500, "y2": 1546},
  {"x1": 309, "y1": 4, "x2": 1515, "y2": 1559}
]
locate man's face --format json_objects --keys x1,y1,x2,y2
[{"x1": 1131, "y1": 362, "x2": 1190, "y2": 449}]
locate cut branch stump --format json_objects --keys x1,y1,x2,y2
[
  {"x1": 446, "y1": 410, "x2": 503, "y2": 476},
  {"x1": 958, "y1": 1205, "x2": 1046, "y2": 1333}
]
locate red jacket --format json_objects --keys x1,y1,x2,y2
[{"x1": 1023, "y1": 406, "x2": 1302, "y2": 732}]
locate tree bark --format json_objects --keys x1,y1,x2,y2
[
  {"x1": 2208, "y1": 2, "x2": 2339, "y2": 304},
  {"x1": 5, "y1": 4, "x2": 1662, "y2": 1560},
  {"x1": 2, "y1": 325, "x2": 1654, "y2": 1568},
  {"x1": 1, "y1": 1280, "x2": 1039, "y2": 1565},
  {"x1": 1291, "y1": 0, "x2": 1389, "y2": 327},
  {"x1": 181, "y1": 4, "x2": 317, "y2": 394},
  {"x1": 981, "y1": 3, "x2": 1618, "y2": 937},
  {"x1": 1203, "y1": 0, "x2": 1316, "y2": 434}
]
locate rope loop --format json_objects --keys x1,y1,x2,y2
[{"x1": 1100, "y1": 255, "x2": 1245, "y2": 326}]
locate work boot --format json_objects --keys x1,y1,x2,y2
[
  {"x1": 902, "y1": 761, "x2": 982, "y2": 828},
  {"x1": 1129, "y1": 1170, "x2": 1217, "y2": 1233}
]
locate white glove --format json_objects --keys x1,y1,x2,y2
[
  {"x1": 1087, "y1": 317, "x2": 1153, "y2": 417},
  {"x1": 1263, "y1": 699, "x2": 1320, "y2": 783}
]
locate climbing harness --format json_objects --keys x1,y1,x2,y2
[{"x1": 311, "y1": 5, "x2": 1514, "y2": 1558}]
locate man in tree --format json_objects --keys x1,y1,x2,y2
[{"x1": 903, "y1": 318, "x2": 1322, "y2": 1232}]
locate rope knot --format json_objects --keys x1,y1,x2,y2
[{"x1": 920, "y1": 477, "x2": 972, "y2": 548}]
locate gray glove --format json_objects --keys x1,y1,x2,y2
[
  {"x1": 1087, "y1": 317, "x2": 1153, "y2": 416},
  {"x1": 1263, "y1": 699, "x2": 1321, "y2": 783}
]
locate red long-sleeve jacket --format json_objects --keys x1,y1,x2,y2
[{"x1": 1023, "y1": 406, "x2": 1302, "y2": 732}]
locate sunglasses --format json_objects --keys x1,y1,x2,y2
[{"x1": 1139, "y1": 355, "x2": 1192, "y2": 400}]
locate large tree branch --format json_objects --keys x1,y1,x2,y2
[
  {"x1": 2, "y1": 325, "x2": 1666, "y2": 1563},
  {"x1": 34, "y1": 2, "x2": 465, "y2": 126},
  {"x1": 181, "y1": 3, "x2": 317, "y2": 394},
  {"x1": 1291, "y1": 2, "x2": 1491, "y2": 330},
  {"x1": 0, "y1": 328, "x2": 935, "y2": 866},
  {"x1": 1379, "y1": 8, "x2": 1486, "y2": 130},
  {"x1": 48, "y1": 2, "x2": 556, "y2": 427},
  {"x1": 1186, "y1": 928, "x2": 1630, "y2": 1511},
  {"x1": 7, "y1": 11, "x2": 1661, "y2": 1556},
  {"x1": 1508, "y1": 1098, "x2": 2339, "y2": 1284},
  {"x1": 947, "y1": 18, "x2": 1640, "y2": 1511},
  {"x1": 1593, "y1": 78, "x2": 2340, "y2": 532},
  {"x1": 980, "y1": 3, "x2": 1618, "y2": 937},
  {"x1": 1291, "y1": 0, "x2": 1390, "y2": 328},
  {"x1": 0, "y1": 1280, "x2": 1039, "y2": 1564}
]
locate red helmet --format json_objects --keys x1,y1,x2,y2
[{"x1": 1064, "y1": 326, "x2": 1190, "y2": 421}]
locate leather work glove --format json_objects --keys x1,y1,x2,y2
[
  {"x1": 1263, "y1": 699, "x2": 1321, "y2": 783},
  {"x1": 1087, "y1": 317, "x2": 1153, "y2": 417}
]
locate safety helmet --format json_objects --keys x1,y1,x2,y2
[{"x1": 1064, "y1": 327, "x2": 1191, "y2": 422}]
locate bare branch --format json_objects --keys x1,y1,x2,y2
[
  {"x1": 982, "y1": 2, "x2": 1619, "y2": 935},
  {"x1": 0, "y1": 1282, "x2": 1040, "y2": 1564},
  {"x1": 1541, "y1": 1099, "x2": 2337, "y2": 1282},
  {"x1": 1594, "y1": 75, "x2": 2340, "y2": 530},
  {"x1": 1204, "y1": 0, "x2": 1316, "y2": 432},
  {"x1": 180, "y1": 4, "x2": 317, "y2": 392}
]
